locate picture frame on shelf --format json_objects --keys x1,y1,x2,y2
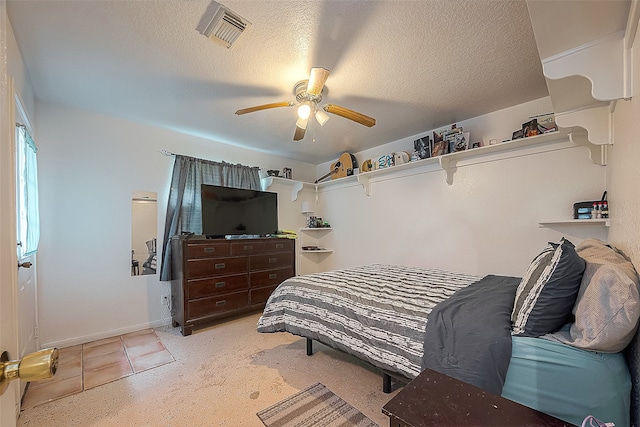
[
  {"x1": 522, "y1": 118, "x2": 539, "y2": 137},
  {"x1": 470, "y1": 141, "x2": 482, "y2": 149},
  {"x1": 413, "y1": 136, "x2": 431, "y2": 159},
  {"x1": 431, "y1": 140, "x2": 448, "y2": 157}
]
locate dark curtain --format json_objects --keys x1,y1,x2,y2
[{"x1": 159, "y1": 155, "x2": 261, "y2": 281}]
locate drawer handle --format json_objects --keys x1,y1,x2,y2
[
  {"x1": 216, "y1": 300, "x2": 226, "y2": 306},
  {"x1": 276, "y1": 243, "x2": 284, "y2": 249},
  {"x1": 204, "y1": 247, "x2": 216, "y2": 253},
  {"x1": 215, "y1": 282, "x2": 226, "y2": 288},
  {"x1": 215, "y1": 263, "x2": 225, "y2": 269},
  {"x1": 269, "y1": 273, "x2": 277, "y2": 279},
  {"x1": 244, "y1": 245, "x2": 253, "y2": 251},
  {"x1": 268, "y1": 258, "x2": 277, "y2": 263}
]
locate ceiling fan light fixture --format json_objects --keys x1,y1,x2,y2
[
  {"x1": 315, "y1": 108, "x2": 330, "y2": 126},
  {"x1": 297, "y1": 102, "x2": 311, "y2": 120},
  {"x1": 295, "y1": 117, "x2": 309, "y2": 130}
]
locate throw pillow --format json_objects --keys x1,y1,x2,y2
[
  {"x1": 512, "y1": 238, "x2": 585, "y2": 337},
  {"x1": 547, "y1": 238, "x2": 640, "y2": 352}
]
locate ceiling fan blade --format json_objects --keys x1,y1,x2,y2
[
  {"x1": 306, "y1": 67, "x2": 330, "y2": 96},
  {"x1": 323, "y1": 104, "x2": 376, "y2": 127},
  {"x1": 235, "y1": 101, "x2": 293, "y2": 115},
  {"x1": 293, "y1": 125, "x2": 307, "y2": 141}
]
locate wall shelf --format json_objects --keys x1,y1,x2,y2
[
  {"x1": 538, "y1": 218, "x2": 610, "y2": 228},
  {"x1": 264, "y1": 128, "x2": 600, "y2": 196},
  {"x1": 356, "y1": 129, "x2": 573, "y2": 192}
]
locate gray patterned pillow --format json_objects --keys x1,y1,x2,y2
[
  {"x1": 549, "y1": 239, "x2": 640, "y2": 352},
  {"x1": 512, "y1": 238, "x2": 585, "y2": 337}
]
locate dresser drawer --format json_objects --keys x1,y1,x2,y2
[
  {"x1": 264, "y1": 239, "x2": 294, "y2": 253},
  {"x1": 250, "y1": 253, "x2": 293, "y2": 271},
  {"x1": 250, "y1": 285, "x2": 279, "y2": 306},
  {"x1": 188, "y1": 291, "x2": 249, "y2": 320},
  {"x1": 250, "y1": 267, "x2": 294, "y2": 288},
  {"x1": 231, "y1": 241, "x2": 265, "y2": 255},
  {"x1": 187, "y1": 274, "x2": 249, "y2": 299},
  {"x1": 186, "y1": 242, "x2": 231, "y2": 259},
  {"x1": 187, "y1": 256, "x2": 248, "y2": 279}
]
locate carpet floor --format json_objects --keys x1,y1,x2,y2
[{"x1": 17, "y1": 311, "x2": 400, "y2": 426}]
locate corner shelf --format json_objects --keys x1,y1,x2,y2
[
  {"x1": 299, "y1": 227, "x2": 333, "y2": 254},
  {"x1": 538, "y1": 218, "x2": 610, "y2": 228}
]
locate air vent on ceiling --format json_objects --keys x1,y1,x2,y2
[{"x1": 199, "y1": 4, "x2": 251, "y2": 49}]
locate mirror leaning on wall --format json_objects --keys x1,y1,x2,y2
[{"x1": 131, "y1": 191, "x2": 158, "y2": 276}]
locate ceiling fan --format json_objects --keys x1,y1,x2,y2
[{"x1": 235, "y1": 67, "x2": 376, "y2": 141}]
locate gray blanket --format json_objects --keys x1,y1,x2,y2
[
  {"x1": 257, "y1": 264, "x2": 482, "y2": 379},
  {"x1": 421, "y1": 274, "x2": 521, "y2": 395}
]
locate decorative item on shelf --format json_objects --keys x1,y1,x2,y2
[
  {"x1": 413, "y1": 136, "x2": 431, "y2": 160},
  {"x1": 573, "y1": 191, "x2": 608, "y2": 219},
  {"x1": 361, "y1": 159, "x2": 374, "y2": 172},
  {"x1": 301, "y1": 200, "x2": 314, "y2": 227},
  {"x1": 307, "y1": 216, "x2": 329, "y2": 228},
  {"x1": 470, "y1": 141, "x2": 482, "y2": 149},
  {"x1": 266, "y1": 169, "x2": 280, "y2": 177},
  {"x1": 522, "y1": 118, "x2": 539, "y2": 137},
  {"x1": 282, "y1": 167, "x2": 292, "y2": 179},
  {"x1": 393, "y1": 151, "x2": 410, "y2": 165},
  {"x1": 315, "y1": 152, "x2": 357, "y2": 183},
  {"x1": 531, "y1": 113, "x2": 557, "y2": 134},
  {"x1": 515, "y1": 112, "x2": 557, "y2": 140},
  {"x1": 378, "y1": 153, "x2": 395, "y2": 169},
  {"x1": 512, "y1": 129, "x2": 524, "y2": 140}
]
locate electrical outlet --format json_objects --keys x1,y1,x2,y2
[{"x1": 161, "y1": 294, "x2": 169, "y2": 306}]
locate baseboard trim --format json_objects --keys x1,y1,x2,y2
[{"x1": 40, "y1": 318, "x2": 171, "y2": 349}]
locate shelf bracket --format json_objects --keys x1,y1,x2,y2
[
  {"x1": 554, "y1": 103, "x2": 614, "y2": 146},
  {"x1": 261, "y1": 176, "x2": 304, "y2": 201},
  {"x1": 542, "y1": 31, "x2": 630, "y2": 101},
  {"x1": 438, "y1": 156, "x2": 456, "y2": 186},
  {"x1": 356, "y1": 174, "x2": 372, "y2": 196},
  {"x1": 569, "y1": 130, "x2": 608, "y2": 166},
  {"x1": 290, "y1": 181, "x2": 303, "y2": 201}
]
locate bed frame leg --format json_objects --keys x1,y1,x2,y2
[
  {"x1": 306, "y1": 338, "x2": 313, "y2": 356},
  {"x1": 383, "y1": 372, "x2": 392, "y2": 393}
]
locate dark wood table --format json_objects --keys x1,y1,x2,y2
[{"x1": 382, "y1": 368, "x2": 576, "y2": 427}]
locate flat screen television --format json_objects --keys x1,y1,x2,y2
[{"x1": 201, "y1": 184, "x2": 278, "y2": 237}]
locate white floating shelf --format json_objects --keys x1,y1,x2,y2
[{"x1": 538, "y1": 218, "x2": 610, "y2": 227}]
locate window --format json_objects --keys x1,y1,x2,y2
[{"x1": 16, "y1": 125, "x2": 40, "y2": 258}]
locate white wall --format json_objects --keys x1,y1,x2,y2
[
  {"x1": 35, "y1": 102, "x2": 316, "y2": 348},
  {"x1": 313, "y1": 98, "x2": 608, "y2": 277},
  {"x1": 608, "y1": 27, "x2": 640, "y2": 271}
]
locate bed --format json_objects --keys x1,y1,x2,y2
[{"x1": 257, "y1": 238, "x2": 640, "y2": 427}]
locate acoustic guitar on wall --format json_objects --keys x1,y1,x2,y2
[{"x1": 315, "y1": 152, "x2": 358, "y2": 183}]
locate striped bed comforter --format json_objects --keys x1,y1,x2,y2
[{"x1": 256, "y1": 264, "x2": 482, "y2": 379}]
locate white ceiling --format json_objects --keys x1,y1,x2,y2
[{"x1": 7, "y1": 0, "x2": 551, "y2": 164}]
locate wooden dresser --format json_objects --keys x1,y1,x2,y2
[{"x1": 170, "y1": 235, "x2": 295, "y2": 336}]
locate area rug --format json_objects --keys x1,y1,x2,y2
[{"x1": 257, "y1": 382, "x2": 379, "y2": 427}]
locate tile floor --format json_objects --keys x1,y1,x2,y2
[{"x1": 21, "y1": 329, "x2": 174, "y2": 410}]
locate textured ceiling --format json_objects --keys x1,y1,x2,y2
[{"x1": 7, "y1": 0, "x2": 549, "y2": 164}]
